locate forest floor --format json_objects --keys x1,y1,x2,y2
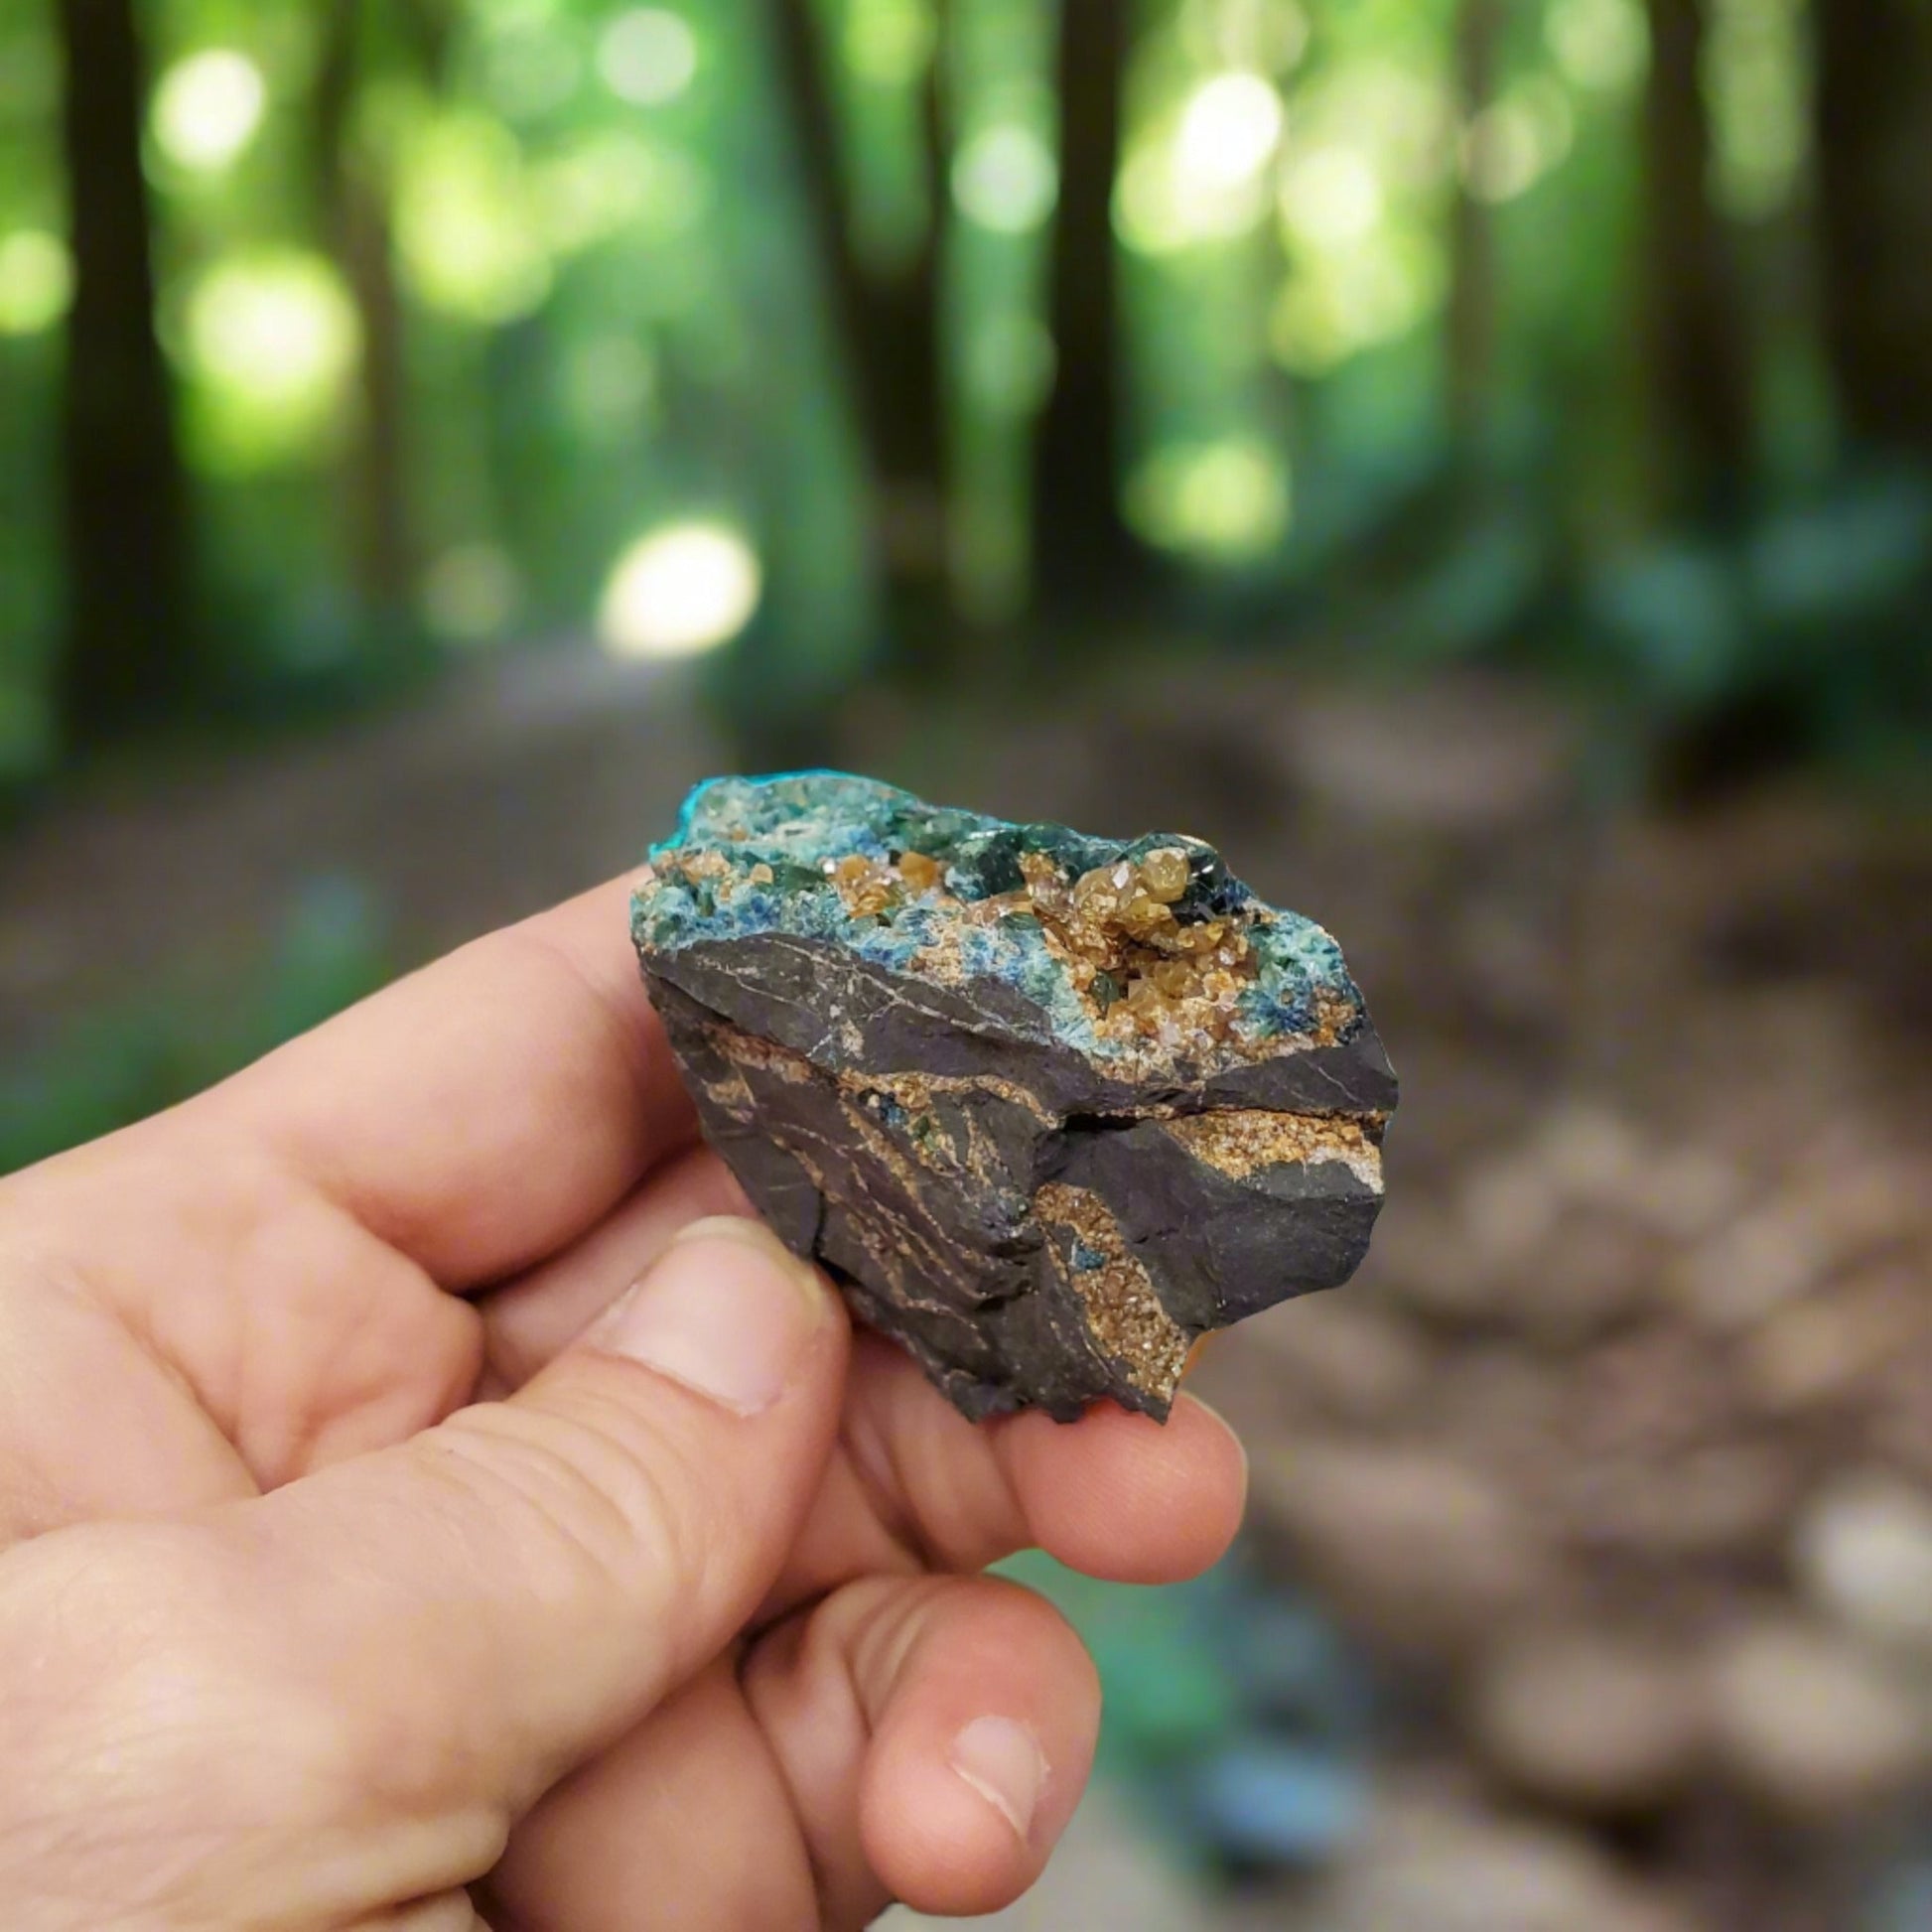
[{"x1": 5, "y1": 641, "x2": 1932, "y2": 1930}]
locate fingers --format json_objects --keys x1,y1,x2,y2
[
  {"x1": 747, "y1": 1573, "x2": 1100, "y2": 1922},
  {"x1": 221, "y1": 1218, "x2": 850, "y2": 1818},
  {"x1": 480, "y1": 1658, "x2": 819, "y2": 1932},
  {"x1": 201, "y1": 877, "x2": 693, "y2": 1287},
  {"x1": 487, "y1": 1576, "x2": 1100, "y2": 1932},
  {"x1": 477, "y1": 1146, "x2": 752, "y2": 1395},
  {"x1": 766, "y1": 1330, "x2": 1248, "y2": 1614},
  {"x1": 0, "y1": 1133, "x2": 477, "y2": 1530},
  {"x1": 476, "y1": 1149, "x2": 1250, "y2": 1603},
  {"x1": 995, "y1": 1382, "x2": 1248, "y2": 1580}
]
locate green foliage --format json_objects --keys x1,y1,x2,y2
[
  {"x1": 999, "y1": 1549, "x2": 1244, "y2": 1775},
  {"x1": 0, "y1": 0, "x2": 1926, "y2": 782},
  {"x1": 996, "y1": 1548, "x2": 1374, "y2": 1870}
]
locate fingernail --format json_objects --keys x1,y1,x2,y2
[
  {"x1": 949, "y1": 1717, "x2": 1046, "y2": 1843},
  {"x1": 667, "y1": 1212, "x2": 828, "y2": 1297},
  {"x1": 590, "y1": 1216, "x2": 828, "y2": 1415}
]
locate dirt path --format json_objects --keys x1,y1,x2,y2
[{"x1": 0, "y1": 647, "x2": 733, "y2": 1059}]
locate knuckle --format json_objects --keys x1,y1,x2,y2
[
  {"x1": 429, "y1": 1389, "x2": 710, "y2": 1608},
  {"x1": 841, "y1": 1573, "x2": 952, "y2": 1694}
]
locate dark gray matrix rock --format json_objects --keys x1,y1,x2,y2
[{"x1": 632, "y1": 772, "x2": 1396, "y2": 1423}]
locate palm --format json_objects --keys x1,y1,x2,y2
[{"x1": 0, "y1": 881, "x2": 1242, "y2": 1928}]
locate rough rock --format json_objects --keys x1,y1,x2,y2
[
  {"x1": 1742, "y1": 1266, "x2": 1927, "y2": 1416},
  {"x1": 1709, "y1": 1617, "x2": 1932, "y2": 1818},
  {"x1": 1249, "y1": 1443, "x2": 1547, "y2": 1658},
  {"x1": 1304, "y1": 1788, "x2": 1697, "y2": 1932},
  {"x1": 1233, "y1": 1292, "x2": 1432, "y2": 1427},
  {"x1": 1793, "y1": 1469, "x2": 1932, "y2": 1657},
  {"x1": 1469, "y1": 1625, "x2": 1707, "y2": 1812},
  {"x1": 631, "y1": 772, "x2": 1395, "y2": 1422}
]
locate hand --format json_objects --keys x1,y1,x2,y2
[{"x1": 0, "y1": 879, "x2": 1245, "y2": 1930}]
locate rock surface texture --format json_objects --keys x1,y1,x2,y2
[{"x1": 631, "y1": 772, "x2": 1396, "y2": 1422}]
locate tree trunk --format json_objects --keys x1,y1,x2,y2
[
  {"x1": 1448, "y1": 0, "x2": 1501, "y2": 457},
  {"x1": 56, "y1": 0, "x2": 193, "y2": 741},
  {"x1": 1032, "y1": 0, "x2": 1138, "y2": 620},
  {"x1": 1813, "y1": 0, "x2": 1932, "y2": 458},
  {"x1": 315, "y1": 0, "x2": 413, "y2": 621},
  {"x1": 1640, "y1": 0, "x2": 1753, "y2": 520},
  {"x1": 772, "y1": 0, "x2": 948, "y2": 631}
]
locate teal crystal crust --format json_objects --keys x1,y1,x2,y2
[{"x1": 636, "y1": 772, "x2": 1363, "y2": 1075}]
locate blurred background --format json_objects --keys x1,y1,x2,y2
[{"x1": 3, "y1": 0, "x2": 1931, "y2": 1924}]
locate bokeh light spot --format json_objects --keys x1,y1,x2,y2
[
  {"x1": 1280, "y1": 147, "x2": 1383, "y2": 246},
  {"x1": 185, "y1": 252, "x2": 357, "y2": 410},
  {"x1": 423, "y1": 543, "x2": 522, "y2": 645},
  {"x1": 181, "y1": 250, "x2": 359, "y2": 471},
  {"x1": 152, "y1": 50, "x2": 267, "y2": 174},
  {"x1": 1127, "y1": 439, "x2": 1291, "y2": 562},
  {"x1": 597, "y1": 9, "x2": 699, "y2": 107},
  {"x1": 396, "y1": 113, "x2": 553, "y2": 323},
  {"x1": 1545, "y1": 0, "x2": 1648, "y2": 92},
  {"x1": 844, "y1": 0, "x2": 936, "y2": 86},
  {"x1": 1175, "y1": 72, "x2": 1286, "y2": 191},
  {"x1": 952, "y1": 124, "x2": 1058, "y2": 234},
  {"x1": 0, "y1": 230, "x2": 73, "y2": 336},
  {"x1": 1117, "y1": 142, "x2": 1270, "y2": 254},
  {"x1": 598, "y1": 521, "x2": 761, "y2": 659},
  {"x1": 1461, "y1": 86, "x2": 1572, "y2": 205}
]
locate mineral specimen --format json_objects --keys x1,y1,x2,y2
[{"x1": 631, "y1": 773, "x2": 1396, "y2": 1423}]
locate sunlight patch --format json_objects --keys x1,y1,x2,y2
[
  {"x1": 1175, "y1": 73, "x2": 1285, "y2": 191},
  {"x1": 599, "y1": 521, "x2": 761, "y2": 659},
  {"x1": 953, "y1": 125, "x2": 1058, "y2": 234},
  {"x1": 152, "y1": 50, "x2": 267, "y2": 174},
  {"x1": 0, "y1": 230, "x2": 72, "y2": 336},
  {"x1": 598, "y1": 10, "x2": 699, "y2": 107}
]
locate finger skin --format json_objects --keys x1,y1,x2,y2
[
  {"x1": 0, "y1": 1130, "x2": 476, "y2": 1528},
  {"x1": 0, "y1": 1231, "x2": 849, "y2": 1931},
  {"x1": 0, "y1": 1513, "x2": 516, "y2": 1929},
  {"x1": 218, "y1": 1225, "x2": 852, "y2": 1820},
  {"x1": 749, "y1": 1575, "x2": 1100, "y2": 1922},
  {"x1": 476, "y1": 1160, "x2": 1250, "y2": 1607},
  {"x1": 492, "y1": 1575, "x2": 1100, "y2": 1932},
  {"x1": 481, "y1": 1660, "x2": 817, "y2": 1932},
  {"x1": 203, "y1": 877, "x2": 694, "y2": 1287},
  {"x1": 996, "y1": 1389, "x2": 1249, "y2": 1583},
  {"x1": 766, "y1": 1332, "x2": 1249, "y2": 1613},
  {"x1": 477, "y1": 1146, "x2": 753, "y2": 1394}
]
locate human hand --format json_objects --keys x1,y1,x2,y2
[{"x1": 0, "y1": 879, "x2": 1245, "y2": 1930}]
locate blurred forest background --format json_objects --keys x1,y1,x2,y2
[
  {"x1": 5, "y1": 2, "x2": 1932, "y2": 1928},
  {"x1": 4, "y1": 0, "x2": 1930, "y2": 780}
]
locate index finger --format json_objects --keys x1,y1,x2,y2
[{"x1": 201, "y1": 876, "x2": 694, "y2": 1286}]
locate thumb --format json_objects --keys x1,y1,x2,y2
[{"x1": 233, "y1": 1215, "x2": 849, "y2": 1813}]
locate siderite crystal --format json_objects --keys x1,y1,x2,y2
[{"x1": 631, "y1": 773, "x2": 1397, "y2": 1423}]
